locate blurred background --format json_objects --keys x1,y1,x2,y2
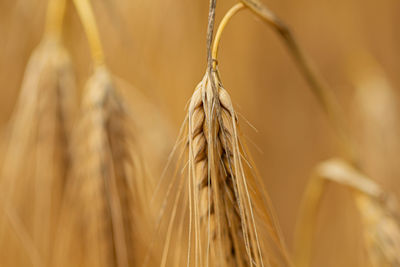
[{"x1": 0, "y1": 0, "x2": 399, "y2": 266}]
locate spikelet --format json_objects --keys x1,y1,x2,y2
[
  {"x1": 55, "y1": 66, "x2": 149, "y2": 267},
  {"x1": 159, "y1": 69, "x2": 291, "y2": 267},
  {"x1": 295, "y1": 158, "x2": 400, "y2": 267},
  {"x1": 0, "y1": 36, "x2": 76, "y2": 267}
]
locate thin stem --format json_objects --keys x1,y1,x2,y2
[
  {"x1": 212, "y1": 3, "x2": 246, "y2": 70},
  {"x1": 44, "y1": 0, "x2": 67, "y2": 40},
  {"x1": 241, "y1": 0, "x2": 357, "y2": 162},
  {"x1": 72, "y1": 0, "x2": 105, "y2": 66},
  {"x1": 206, "y1": 0, "x2": 217, "y2": 71},
  {"x1": 205, "y1": 0, "x2": 219, "y2": 102},
  {"x1": 293, "y1": 174, "x2": 325, "y2": 267}
]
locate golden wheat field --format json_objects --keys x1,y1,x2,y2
[{"x1": 0, "y1": 0, "x2": 399, "y2": 266}]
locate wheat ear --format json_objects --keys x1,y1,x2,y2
[
  {"x1": 0, "y1": 0, "x2": 76, "y2": 264},
  {"x1": 157, "y1": 72, "x2": 291, "y2": 267},
  {"x1": 294, "y1": 158, "x2": 400, "y2": 267},
  {"x1": 57, "y1": 66, "x2": 147, "y2": 267},
  {"x1": 54, "y1": 0, "x2": 150, "y2": 265},
  {"x1": 185, "y1": 69, "x2": 292, "y2": 267},
  {"x1": 154, "y1": 2, "x2": 293, "y2": 266}
]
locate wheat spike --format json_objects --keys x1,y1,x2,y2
[
  {"x1": 56, "y1": 66, "x2": 149, "y2": 267},
  {"x1": 295, "y1": 158, "x2": 400, "y2": 267},
  {"x1": 0, "y1": 36, "x2": 76, "y2": 266},
  {"x1": 189, "y1": 71, "x2": 247, "y2": 266},
  {"x1": 157, "y1": 69, "x2": 291, "y2": 267}
]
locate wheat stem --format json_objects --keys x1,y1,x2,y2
[
  {"x1": 212, "y1": 3, "x2": 246, "y2": 70},
  {"x1": 293, "y1": 173, "x2": 325, "y2": 267},
  {"x1": 206, "y1": 0, "x2": 217, "y2": 70},
  {"x1": 45, "y1": 0, "x2": 67, "y2": 40},
  {"x1": 72, "y1": 0, "x2": 105, "y2": 66},
  {"x1": 241, "y1": 0, "x2": 356, "y2": 162},
  {"x1": 205, "y1": 0, "x2": 220, "y2": 104}
]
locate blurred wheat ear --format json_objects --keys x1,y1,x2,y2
[
  {"x1": 295, "y1": 158, "x2": 400, "y2": 267},
  {"x1": 0, "y1": 36, "x2": 77, "y2": 267},
  {"x1": 54, "y1": 66, "x2": 151, "y2": 267}
]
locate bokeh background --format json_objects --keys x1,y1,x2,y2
[{"x1": 1, "y1": 0, "x2": 399, "y2": 266}]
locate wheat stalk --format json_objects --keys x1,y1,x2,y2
[
  {"x1": 238, "y1": 0, "x2": 356, "y2": 162},
  {"x1": 72, "y1": 0, "x2": 105, "y2": 65}
]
